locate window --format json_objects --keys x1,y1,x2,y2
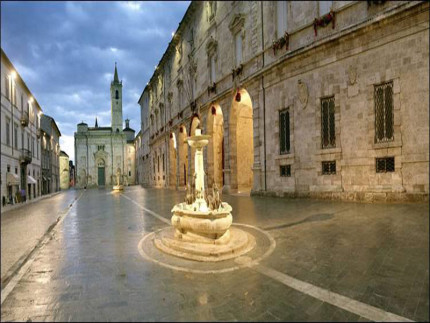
[
  {"x1": 32, "y1": 137, "x2": 35, "y2": 157},
  {"x1": 235, "y1": 32, "x2": 242, "y2": 67},
  {"x1": 277, "y1": 1, "x2": 288, "y2": 38},
  {"x1": 14, "y1": 124, "x2": 18, "y2": 149},
  {"x1": 280, "y1": 165, "x2": 291, "y2": 177},
  {"x1": 37, "y1": 139, "x2": 39, "y2": 159},
  {"x1": 21, "y1": 94, "x2": 24, "y2": 111},
  {"x1": 115, "y1": 90, "x2": 119, "y2": 100},
  {"x1": 210, "y1": 54, "x2": 216, "y2": 83},
  {"x1": 321, "y1": 96, "x2": 335, "y2": 149},
  {"x1": 27, "y1": 133, "x2": 30, "y2": 150},
  {"x1": 6, "y1": 118, "x2": 10, "y2": 146},
  {"x1": 376, "y1": 157, "x2": 395, "y2": 173},
  {"x1": 129, "y1": 171, "x2": 131, "y2": 176},
  {"x1": 319, "y1": 1, "x2": 332, "y2": 16},
  {"x1": 162, "y1": 153, "x2": 165, "y2": 171},
  {"x1": 97, "y1": 145, "x2": 105, "y2": 151},
  {"x1": 7, "y1": 165, "x2": 10, "y2": 172},
  {"x1": 374, "y1": 82, "x2": 393, "y2": 143},
  {"x1": 5, "y1": 76, "x2": 10, "y2": 100},
  {"x1": 322, "y1": 161, "x2": 336, "y2": 175},
  {"x1": 15, "y1": 167, "x2": 18, "y2": 175},
  {"x1": 21, "y1": 132, "x2": 24, "y2": 149},
  {"x1": 157, "y1": 156, "x2": 160, "y2": 173},
  {"x1": 279, "y1": 108, "x2": 290, "y2": 154}
]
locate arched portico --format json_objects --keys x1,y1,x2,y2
[
  {"x1": 206, "y1": 104, "x2": 224, "y2": 189},
  {"x1": 178, "y1": 125, "x2": 188, "y2": 187},
  {"x1": 169, "y1": 132, "x2": 177, "y2": 188},
  {"x1": 229, "y1": 88, "x2": 254, "y2": 193}
]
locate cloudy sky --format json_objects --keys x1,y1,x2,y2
[{"x1": 1, "y1": 1, "x2": 190, "y2": 162}]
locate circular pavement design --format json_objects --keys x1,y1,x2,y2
[{"x1": 138, "y1": 223, "x2": 276, "y2": 274}]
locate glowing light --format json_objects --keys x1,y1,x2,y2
[
  {"x1": 10, "y1": 71, "x2": 16, "y2": 80},
  {"x1": 171, "y1": 32, "x2": 175, "y2": 37},
  {"x1": 29, "y1": 97, "x2": 34, "y2": 103}
]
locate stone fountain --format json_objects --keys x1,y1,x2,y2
[{"x1": 154, "y1": 128, "x2": 255, "y2": 261}]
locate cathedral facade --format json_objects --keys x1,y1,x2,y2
[{"x1": 74, "y1": 64, "x2": 135, "y2": 188}]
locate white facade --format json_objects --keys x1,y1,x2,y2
[
  {"x1": 74, "y1": 65, "x2": 135, "y2": 188},
  {"x1": 1, "y1": 49, "x2": 43, "y2": 206}
]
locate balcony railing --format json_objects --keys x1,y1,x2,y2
[
  {"x1": 19, "y1": 148, "x2": 32, "y2": 164},
  {"x1": 20, "y1": 111, "x2": 29, "y2": 127}
]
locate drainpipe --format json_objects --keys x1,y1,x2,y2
[{"x1": 261, "y1": 1, "x2": 267, "y2": 191}]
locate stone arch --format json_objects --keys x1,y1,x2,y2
[
  {"x1": 206, "y1": 103, "x2": 224, "y2": 189},
  {"x1": 169, "y1": 132, "x2": 177, "y2": 188},
  {"x1": 229, "y1": 88, "x2": 254, "y2": 193},
  {"x1": 178, "y1": 125, "x2": 188, "y2": 187},
  {"x1": 189, "y1": 114, "x2": 201, "y2": 182}
]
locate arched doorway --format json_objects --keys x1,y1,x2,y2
[
  {"x1": 189, "y1": 115, "x2": 200, "y2": 182},
  {"x1": 178, "y1": 126, "x2": 188, "y2": 187},
  {"x1": 229, "y1": 89, "x2": 254, "y2": 193},
  {"x1": 169, "y1": 133, "x2": 177, "y2": 188},
  {"x1": 97, "y1": 159, "x2": 106, "y2": 186},
  {"x1": 206, "y1": 104, "x2": 224, "y2": 189}
]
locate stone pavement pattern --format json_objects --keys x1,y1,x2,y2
[
  {"x1": 1, "y1": 190, "x2": 78, "y2": 282},
  {"x1": 1, "y1": 187, "x2": 428, "y2": 321}
]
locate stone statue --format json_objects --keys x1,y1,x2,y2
[
  {"x1": 116, "y1": 169, "x2": 121, "y2": 186},
  {"x1": 204, "y1": 183, "x2": 222, "y2": 210}
]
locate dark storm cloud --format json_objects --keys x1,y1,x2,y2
[{"x1": 1, "y1": 1, "x2": 190, "y2": 161}]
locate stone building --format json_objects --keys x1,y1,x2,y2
[
  {"x1": 138, "y1": 1, "x2": 429, "y2": 202},
  {"x1": 40, "y1": 114, "x2": 61, "y2": 195},
  {"x1": 137, "y1": 90, "x2": 153, "y2": 187},
  {"x1": 59, "y1": 151, "x2": 70, "y2": 190},
  {"x1": 74, "y1": 64, "x2": 136, "y2": 188},
  {"x1": 1, "y1": 48, "x2": 43, "y2": 206}
]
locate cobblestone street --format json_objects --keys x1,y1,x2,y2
[{"x1": 1, "y1": 186, "x2": 428, "y2": 322}]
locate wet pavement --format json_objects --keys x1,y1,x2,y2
[
  {"x1": 1, "y1": 186, "x2": 428, "y2": 322},
  {"x1": 1, "y1": 190, "x2": 79, "y2": 283}
]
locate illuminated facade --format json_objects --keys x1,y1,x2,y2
[{"x1": 138, "y1": 1, "x2": 429, "y2": 202}]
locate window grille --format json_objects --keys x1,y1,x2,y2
[
  {"x1": 279, "y1": 108, "x2": 290, "y2": 154},
  {"x1": 374, "y1": 82, "x2": 393, "y2": 143},
  {"x1": 97, "y1": 145, "x2": 105, "y2": 151},
  {"x1": 322, "y1": 161, "x2": 336, "y2": 175},
  {"x1": 280, "y1": 165, "x2": 291, "y2": 177},
  {"x1": 321, "y1": 96, "x2": 335, "y2": 149},
  {"x1": 376, "y1": 157, "x2": 394, "y2": 173}
]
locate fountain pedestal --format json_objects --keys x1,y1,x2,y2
[{"x1": 154, "y1": 129, "x2": 255, "y2": 262}]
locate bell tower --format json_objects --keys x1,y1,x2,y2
[{"x1": 111, "y1": 62, "x2": 123, "y2": 132}]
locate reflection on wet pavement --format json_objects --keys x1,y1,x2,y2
[{"x1": 1, "y1": 187, "x2": 428, "y2": 322}]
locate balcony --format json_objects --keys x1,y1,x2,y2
[
  {"x1": 20, "y1": 111, "x2": 29, "y2": 127},
  {"x1": 19, "y1": 148, "x2": 32, "y2": 164},
  {"x1": 36, "y1": 128, "x2": 42, "y2": 138}
]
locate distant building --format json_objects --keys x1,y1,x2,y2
[
  {"x1": 1, "y1": 48, "x2": 43, "y2": 206},
  {"x1": 74, "y1": 64, "x2": 136, "y2": 188},
  {"x1": 41, "y1": 114, "x2": 61, "y2": 195},
  {"x1": 59, "y1": 151, "x2": 69, "y2": 190}
]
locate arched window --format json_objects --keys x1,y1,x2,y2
[{"x1": 115, "y1": 90, "x2": 119, "y2": 99}]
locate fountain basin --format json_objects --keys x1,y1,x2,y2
[{"x1": 171, "y1": 202, "x2": 233, "y2": 244}]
